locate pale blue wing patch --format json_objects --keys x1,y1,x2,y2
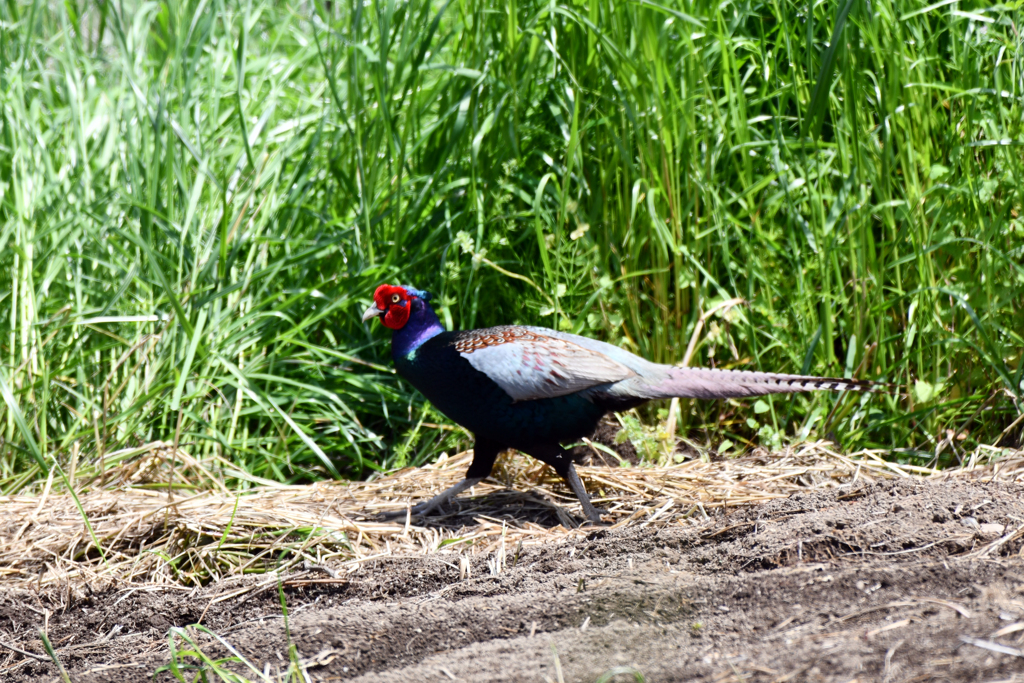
[{"x1": 456, "y1": 327, "x2": 635, "y2": 401}]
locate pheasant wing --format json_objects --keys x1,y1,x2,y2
[{"x1": 455, "y1": 326, "x2": 635, "y2": 401}]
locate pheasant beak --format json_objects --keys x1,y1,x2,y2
[{"x1": 361, "y1": 303, "x2": 385, "y2": 323}]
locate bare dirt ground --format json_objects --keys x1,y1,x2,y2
[{"x1": 3, "y1": 476, "x2": 1024, "y2": 682}]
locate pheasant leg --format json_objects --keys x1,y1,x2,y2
[
  {"x1": 563, "y1": 463, "x2": 606, "y2": 524},
  {"x1": 520, "y1": 443, "x2": 606, "y2": 524},
  {"x1": 379, "y1": 477, "x2": 485, "y2": 520},
  {"x1": 379, "y1": 437, "x2": 502, "y2": 520}
]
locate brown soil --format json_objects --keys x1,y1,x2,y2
[{"x1": 3, "y1": 477, "x2": 1024, "y2": 683}]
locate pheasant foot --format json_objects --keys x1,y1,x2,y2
[{"x1": 378, "y1": 477, "x2": 485, "y2": 520}]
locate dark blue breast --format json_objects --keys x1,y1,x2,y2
[{"x1": 393, "y1": 333, "x2": 606, "y2": 448}]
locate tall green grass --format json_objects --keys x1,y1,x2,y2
[{"x1": 1, "y1": 0, "x2": 1021, "y2": 489}]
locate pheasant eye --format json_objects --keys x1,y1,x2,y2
[{"x1": 391, "y1": 294, "x2": 401, "y2": 303}]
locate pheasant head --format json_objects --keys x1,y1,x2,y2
[{"x1": 361, "y1": 284, "x2": 432, "y2": 330}]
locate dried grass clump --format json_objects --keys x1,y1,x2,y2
[{"x1": 1, "y1": 441, "x2": 1021, "y2": 594}]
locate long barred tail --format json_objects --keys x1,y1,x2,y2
[{"x1": 643, "y1": 367, "x2": 888, "y2": 400}]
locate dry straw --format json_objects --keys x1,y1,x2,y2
[{"x1": 1, "y1": 441, "x2": 1021, "y2": 594}]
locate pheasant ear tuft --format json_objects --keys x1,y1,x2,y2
[{"x1": 403, "y1": 286, "x2": 432, "y2": 301}]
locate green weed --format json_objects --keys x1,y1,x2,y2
[{"x1": 1, "y1": 0, "x2": 1021, "y2": 489}]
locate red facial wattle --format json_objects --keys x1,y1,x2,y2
[{"x1": 373, "y1": 284, "x2": 411, "y2": 330}]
